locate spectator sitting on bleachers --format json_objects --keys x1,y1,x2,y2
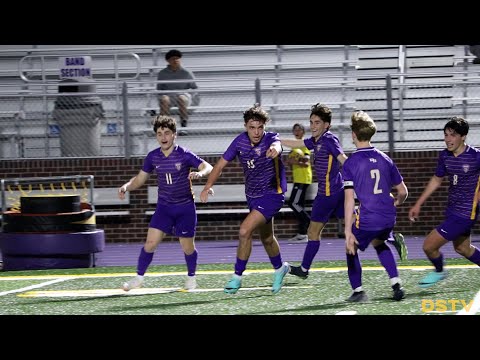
[
  {"x1": 156, "y1": 49, "x2": 199, "y2": 127},
  {"x1": 469, "y1": 45, "x2": 480, "y2": 64}
]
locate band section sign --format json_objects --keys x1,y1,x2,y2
[{"x1": 59, "y1": 56, "x2": 92, "y2": 80}]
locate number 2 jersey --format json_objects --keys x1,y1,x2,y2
[{"x1": 343, "y1": 146, "x2": 403, "y2": 230}]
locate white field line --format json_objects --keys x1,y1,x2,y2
[
  {"x1": 0, "y1": 278, "x2": 73, "y2": 297},
  {"x1": 19, "y1": 285, "x2": 315, "y2": 298},
  {"x1": 0, "y1": 264, "x2": 476, "y2": 281},
  {"x1": 335, "y1": 311, "x2": 358, "y2": 315},
  {"x1": 457, "y1": 289, "x2": 480, "y2": 315}
]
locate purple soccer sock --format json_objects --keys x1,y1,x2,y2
[
  {"x1": 467, "y1": 247, "x2": 480, "y2": 266},
  {"x1": 137, "y1": 247, "x2": 154, "y2": 276},
  {"x1": 301, "y1": 240, "x2": 320, "y2": 270},
  {"x1": 184, "y1": 249, "x2": 198, "y2": 277},
  {"x1": 269, "y1": 253, "x2": 283, "y2": 270},
  {"x1": 374, "y1": 242, "x2": 399, "y2": 279},
  {"x1": 429, "y1": 253, "x2": 444, "y2": 272},
  {"x1": 234, "y1": 257, "x2": 248, "y2": 276},
  {"x1": 346, "y1": 253, "x2": 362, "y2": 290}
]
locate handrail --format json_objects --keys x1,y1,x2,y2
[
  {"x1": 11, "y1": 59, "x2": 358, "y2": 80},
  {"x1": 18, "y1": 52, "x2": 141, "y2": 82},
  {"x1": 146, "y1": 59, "x2": 358, "y2": 72},
  {"x1": 0, "y1": 45, "x2": 346, "y2": 55}
]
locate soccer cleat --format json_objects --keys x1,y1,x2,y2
[
  {"x1": 184, "y1": 276, "x2": 197, "y2": 290},
  {"x1": 346, "y1": 291, "x2": 368, "y2": 303},
  {"x1": 224, "y1": 276, "x2": 242, "y2": 294},
  {"x1": 289, "y1": 265, "x2": 309, "y2": 279},
  {"x1": 272, "y1": 262, "x2": 290, "y2": 294},
  {"x1": 392, "y1": 233, "x2": 408, "y2": 261},
  {"x1": 392, "y1": 283, "x2": 405, "y2": 301},
  {"x1": 122, "y1": 275, "x2": 144, "y2": 292},
  {"x1": 418, "y1": 271, "x2": 447, "y2": 288},
  {"x1": 288, "y1": 234, "x2": 308, "y2": 243}
]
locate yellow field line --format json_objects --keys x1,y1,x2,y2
[{"x1": 0, "y1": 264, "x2": 476, "y2": 281}]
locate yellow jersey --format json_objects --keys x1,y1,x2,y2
[{"x1": 289, "y1": 146, "x2": 312, "y2": 185}]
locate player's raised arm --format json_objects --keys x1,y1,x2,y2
[
  {"x1": 281, "y1": 138, "x2": 305, "y2": 149},
  {"x1": 266, "y1": 141, "x2": 282, "y2": 158},
  {"x1": 189, "y1": 161, "x2": 213, "y2": 180}
]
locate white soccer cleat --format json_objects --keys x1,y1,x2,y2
[
  {"x1": 122, "y1": 275, "x2": 144, "y2": 292},
  {"x1": 184, "y1": 276, "x2": 197, "y2": 290},
  {"x1": 288, "y1": 234, "x2": 308, "y2": 243}
]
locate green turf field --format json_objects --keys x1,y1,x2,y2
[{"x1": 0, "y1": 258, "x2": 478, "y2": 315}]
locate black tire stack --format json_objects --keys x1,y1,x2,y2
[{"x1": 0, "y1": 195, "x2": 105, "y2": 270}]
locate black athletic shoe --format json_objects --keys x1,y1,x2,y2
[
  {"x1": 289, "y1": 265, "x2": 309, "y2": 279},
  {"x1": 392, "y1": 283, "x2": 405, "y2": 301},
  {"x1": 346, "y1": 291, "x2": 368, "y2": 303}
]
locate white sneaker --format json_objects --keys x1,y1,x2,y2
[
  {"x1": 122, "y1": 275, "x2": 144, "y2": 291},
  {"x1": 288, "y1": 234, "x2": 308, "y2": 243},
  {"x1": 184, "y1": 276, "x2": 197, "y2": 290}
]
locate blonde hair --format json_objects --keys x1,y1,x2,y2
[{"x1": 350, "y1": 111, "x2": 376, "y2": 141}]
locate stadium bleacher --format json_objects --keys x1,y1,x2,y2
[{"x1": 1, "y1": 45, "x2": 480, "y2": 158}]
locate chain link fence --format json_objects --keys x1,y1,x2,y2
[{"x1": 1, "y1": 73, "x2": 480, "y2": 158}]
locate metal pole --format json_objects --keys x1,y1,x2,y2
[
  {"x1": 88, "y1": 175, "x2": 95, "y2": 209},
  {"x1": 386, "y1": 74, "x2": 395, "y2": 154},
  {"x1": 398, "y1": 45, "x2": 407, "y2": 141},
  {"x1": 255, "y1": 78, "x2": 261, "y2": 105},
  {"x1": 122, "y1": 82, "x2": 131, "y2": 158},
  {"x1": 462, "y1": 45, "x2": 469, "y2": 119}
]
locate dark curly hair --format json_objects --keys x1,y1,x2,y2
[
  {"x1": 444, "y1": 116, "x2": 469, "y2": 136},
  {"x1": 152, "y1": 115, "x2": 176, "y2": 133},
  {"x1": 243, "y1": 103, "x2": 270, "y2": 124},
  {"x1": 310, "y1": 103, "x2": 332, "y2": 124}
]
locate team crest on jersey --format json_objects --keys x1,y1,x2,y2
[
  {"x1": 175, "y1": 163, "x2": 182, "y2": 171},
  {"x1": 255, "y1": 148, "x2": 262, "y2": 156},
  {"x1": 463, "y1": 164, "x2": 470, "y2": 173},
  {"x1": 316, "y1": 145, "x2": 322, "y2": 152}
]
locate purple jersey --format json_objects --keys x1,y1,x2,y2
[
  {"x1": 435, "y1": 145, "x2": 480, "y2": 220},
  {"x1": 223, "y1": 131, "x2": 287, "y2": 198},
  {"x1": 304, "y1": 131, "x2": 344, "y2": 196},
  {"x1": 142, "y1": 144, "x2": 204, "y2": 205},
  {"x1": 343, "y1": 147, "x2": 403, "y2": 230}
]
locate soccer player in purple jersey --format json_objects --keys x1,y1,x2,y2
[
  {"x1": 280, "y1": 104, "x2": 348, "y2": 279},
  {"x1": 409, "y1": 117, "x2": 480, "y2": 288},
  {"x1": 200, "y1": 104, "x2": 290, "y2": 294},
  {"x1": 343, "y1": 111, "x2": 408, "y2": 302},
  {"x1": 119, "y1": 115, "x2": 213, "y2": 292}
]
